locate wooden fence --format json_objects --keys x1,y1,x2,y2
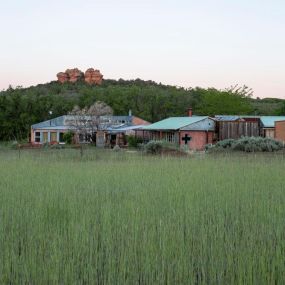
[{"x1": 218, "y1": 121, "x2": 260, "y2": 140}]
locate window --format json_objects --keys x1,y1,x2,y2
[
  {"x1": 79, "y1": 134, "x2": 85, "y2": 143},
  {"x1": 59, "y1": 133, "x2": 64, "y2": 143},
  {"x1": 165, "y1": 132, "x2": 176, "y2": 143},
  {"x1": 50, "y1": 132, "x2": 57, "y2": 142},
  {"x1": 35, "y1": 132, "x2": 41, "y2": 143},
  {"x1": 43, "y1": 132, "x2": 48, "y2": 143},
  {"x1": 79, "y1": 133, "x2": 91, "y2": 143}
]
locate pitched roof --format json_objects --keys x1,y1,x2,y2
[
  {"x1": 31, "y1": 115, "x2": 133, "y2": 129},
  {"x1": 214, "y1": 115, "x2": 241, "y2": 121},
  {"x1": 143, "y1": 116, "x2": 209, "y2": 130},
  {"x1": 214, "y1": 115, "x2": 262, "y2": 121},
  {"x1": 260, "y1": 116, "x2": 285, "y2": 128},
  {"x1": 107, "y1": 125, "x2": 145, "y2": 133},
  {"x1": 215, "y1": 115, "x2": 285, "y2": 128}
]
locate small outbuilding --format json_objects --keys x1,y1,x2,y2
[
  {"x1": 142, "y1": 112, "x2": 215, "y2": 151},
  {"x1": 214, "y1": 115, "x2": 260, "y2": 140},
  {"x1": 260, "y1": 116, "x2": 285, "y2": 139}
]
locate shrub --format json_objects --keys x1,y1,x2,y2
[
  {"x1": 63, "y1": 131, "x2": 74, "y2": 144},
  {"x1": 42, "y1": 142, "x2": 49, "y2": 149},
  {"x1": 205, "y1": 139, "x2": 235, "y2": 152},
  {"x1": 50, "y1": 144, "x2": 64, "y2": 150},
  {"x1": 113, "y1": 145, "x2": 121, "y2": 152},
  {"x1": 144, "y1": 140, "x2": 163, "y2": 155},
  {"x1": 10, "y1": 141, "x2": 19, "y2": 149},
  {"x1": 161, "y1": 141, "x2": 180, "y2": 150},
  {"x1": 127, "y1": 135, "x2": 143, "y2": 148},
  {"x1": 208, "y1": 136, "x2": 284, "y2": 153},
  {"x1": 215, "y1": 139, "x2": 235, "y2": 149},
  {"x1": 232, "y1": 136, "x2": 283, "y2": 152}
]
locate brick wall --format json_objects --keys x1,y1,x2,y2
[{"x1": 180, "y1": 131, "x2": 214, "y2": 151}]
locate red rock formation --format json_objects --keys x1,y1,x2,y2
[
  {"x1": 65, "y1": 68, "x2": 84, "y2": 83},
  {"x1": 84, "y1": 68, "x2": 103, "y2": 85},
  {"x1": 57, "y1": 68, "x2": 103, "y2": 85},
  {"x1": 56, "y1": 72, "x2": 69, "y2": 83}
]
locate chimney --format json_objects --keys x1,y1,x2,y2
[
  {"x1": 188, "y1": 108, "x2": 193, "y2": 117},
  {"x1": 128, "y1": 109, "x2": 132, "y2": 116}
]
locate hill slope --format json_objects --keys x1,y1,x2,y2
[{"x1": 0, "y1": 78, "x2": 284, "y2": 140}]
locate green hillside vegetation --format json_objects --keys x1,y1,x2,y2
[
  {"x1": 251, "y1": 97, "x2": 285, "y2": 115},
  {"x1": 0, "y1": 79, "x2": 284, "y2": 141}
]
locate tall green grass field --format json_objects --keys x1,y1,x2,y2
[{"x1": 0, "y1": 149, "x2": 284, "y2": 284}]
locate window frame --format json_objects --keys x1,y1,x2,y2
[{"x1": 35, "y1": 132, "x2": 41, "y2": 143}]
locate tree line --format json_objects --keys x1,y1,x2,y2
[{"x1": 0, "y1": 79, "x2": 284, "y2": 141}]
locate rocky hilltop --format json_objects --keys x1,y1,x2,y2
[{"x1": 57, "y1": 68, "x2": 103, "y2": 85}]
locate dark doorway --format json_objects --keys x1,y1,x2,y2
[{"x1": 110, "y1": 134, "x2": 117, "y2": 147}]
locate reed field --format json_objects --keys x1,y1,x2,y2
[{"x1": 0, "y1": 148, "x2": 285, "y2": 284}]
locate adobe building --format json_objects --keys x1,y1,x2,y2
[
  {"x1": 142, "y1": 109, "x2": 215, "y2": 151},
  {"x1": 31, "y1": 113, "x2": 150, "y2": 147},
  {"x1": 142, "y1": 111, "x2": 285, "y2": 150},
  {"x1": 259, "y1": 116, "x2": 285, "y2": 139}
]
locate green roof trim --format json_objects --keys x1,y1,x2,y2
[{"x1": 143, "y1": 116, "x2": 209, "y2": 130}]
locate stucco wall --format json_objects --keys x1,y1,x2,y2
[
  {"x1": 179, "y1": 131, "x2": 213, "y2": 150},
  {"x1": 31, "y1": 129, "x2": 67, "y2": 144},
  {"x1": 264, "y1": 128, "x2": 275, "y2": 139},
  {"x1": 275, "y1": 121, "x2": 285, "y2": 142}
]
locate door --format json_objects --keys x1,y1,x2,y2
[
  {"x1": 50, "y1": 132, "x2": 57, "y2": 143},
  {"x1": 43, "y1": 132, "x2": 48, "y2": 143}
]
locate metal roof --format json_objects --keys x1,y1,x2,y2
[
  {"x1": 32, "y1": 116, "x2": 66, "y2": 128},
  {"x1": 260, "y1": 116, "x2": 285, "y2": 128},
  {"x1": 32, "y1": 115, "x2": 133, "y2": 129},
  {"x1": 143, "y1": 116, "x2": 209, "y2": 130},
  {"x1": 215, "y1": 115, "x2": 243, "y2": 121},
  {"x1": 107, "y1": 125, "x2": 145, "y2": 133},
  {"x1": 214, "y1": 115, "x2": 263, "y2": 121},
  {"x1": 215, "y1": 115, "x2": 285, "y2": 128},
  {"x1": 32, "y1": 126, "x2": 72, "y2": 130}
]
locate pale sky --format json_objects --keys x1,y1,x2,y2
[{"x1": 0, "y1": 0, "x2": 284, "y2": 98}]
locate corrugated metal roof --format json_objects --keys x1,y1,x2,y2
[
  {"x1": 32, "y1": 126, "x2": 72, "y2": 130},
  {"x1": 215, "y1": 115, "x2": 285, "y2": 128},
  {"x1": 215, "y1": 115, "x2": 242, "y2": 121},
  {"x1": 32, "y1": 116, "x2": 66, "y2": 128},
  {"x1": 143, "y1": 116, "x2": 208, "y2": 130},
  {"x1": 214, "y1": 115, "x2": 263, "y2": 121},
  {"x1": 108, "y1": 125, "x2": 144, "y2": 133},
  {"x1": 32, "y1": 115, "x2": 133, "y2": 129},
  {"x1": 260, "y1": 116, "x2": 285, "y2": 128}
]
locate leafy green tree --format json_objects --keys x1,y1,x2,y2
[
  {"x1": 63, "y1": 131, "x2": 74, "y2": 144},
  {"x1": 277, "y1": 101, "x2": 285, "y2": 115},
  {"x1": 196, "y1": 88, "x2": 253, "y2": 115}
]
